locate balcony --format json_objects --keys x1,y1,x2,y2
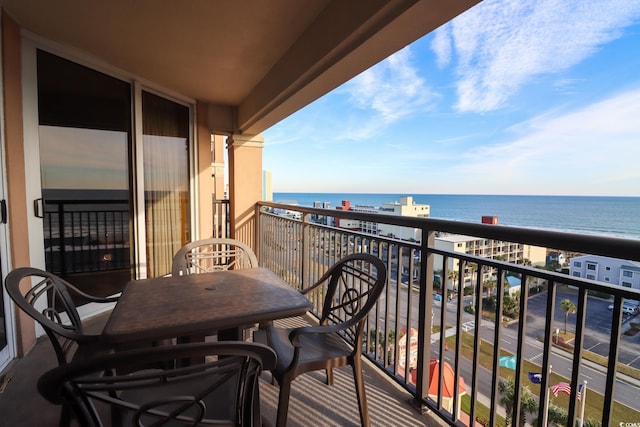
[
  {"x1": 2, "y1": 200, "x2": 639, "y2": 426},
  {"x1": 256, "y1": 201, "x2": 640, "y2": 426}
]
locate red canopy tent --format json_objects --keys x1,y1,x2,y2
[{"x1": 411, "y1": 359, "x2": 466, "y2": 418}]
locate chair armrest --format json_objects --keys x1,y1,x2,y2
[
  {"x1": 299, "y1": 268, "x2": 334, "y2": 295},
  {"x1": 49, "y1": 326, "x2": 103, "y2": 344},
  {"x1": 288, "y1": 323, "x2": 348, "y2": 346},
  {"x1": 68, "y1": 287, "x2": 120, "y2": 304},
  {"x1": 299, "y1": 281, "x2": 323, "y2": 296},
  {"x1": 84, "y1": 294, "x2": 120, "y2": 304}
]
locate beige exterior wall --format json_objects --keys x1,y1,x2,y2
[
  {"x1": 524, "y1": 244, "x2": 547, "y2": 266},
  {"x1": 227, "y1": 134, "x2": 263, "y2": 251},
  {"x1": 196, "y1": 101, "x2": 213, "y2": 240},
  {"x1": 2, "y1": 11, "x2": 36, "y2": 356}
]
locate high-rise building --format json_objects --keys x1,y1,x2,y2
[{"x1": 335, "y1": 196, "x2": 430, "y2": 240}]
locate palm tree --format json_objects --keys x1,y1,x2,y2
[
  {"x1": 483, "y1": 279, "x2": 496, "y2": 297},
  {"x1": 560, "y1": 299, "x2": 577, "y2": 334},
  {"x1": 467, "y1": 262, "x2": 479, "y2": 306},
  {"x1": 498, "y1": 378, "x2": 538, "y2": 427},
  {"x1": 447, "y1": 269, "x2": 459, "y2": 297}
]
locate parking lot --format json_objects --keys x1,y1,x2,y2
[{"x1": 522, "y1": 287, "x2": 640, "y2": 369}]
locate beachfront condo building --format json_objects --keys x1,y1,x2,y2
[
  {"x1": 434, "y1": 233, "x2": 547, "y2": 293},
  {"x1": 569, "y1": 254, "x2": 640, "y2": 291},
  {"x1": 336, "y1": 196, "x2": 430, "y2": 240}
]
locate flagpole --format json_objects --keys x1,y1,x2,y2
[
  {"x1": 579, "y1": 381, "x2": 587, "y2": 427},
  {"x1": 542, "y1": 365, "x2": 551, "y2": 427}
]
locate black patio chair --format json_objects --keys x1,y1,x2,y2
[
  {"x1": 4, "y1": 267, "x2": 119, "y2": 367},
  {"x1": 5, "y1": 267, "x2": 133, "y2": 426},
  {"x1": 258, "y1": 253, "x2": 387, "y2": 427},
  {"x1": 38, "y1": 341, "x2": 277, "y2": 427}
]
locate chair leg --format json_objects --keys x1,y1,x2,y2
[
  {"x1": 325, "y1": 367, "x2": 334, "y2": 386},
  {"x1": 275, "y1": 378, "x2": 293, "y2": 427},
  {"x1": 352, "y1": 359, "x2": 370, "y2": 427},
  {"x1": 59, "y1": 404, "x2": 71, "y2": 427}
]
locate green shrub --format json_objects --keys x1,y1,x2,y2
[
  {"x1": 587, "y1": 290, "x2": 611, "y2": 299},
  {"x1": 483, "y1": 296, "x2": 497, "y2": 311},
  {"x1": 503, "y1": 295, "x2": 520, "y2": 318}
]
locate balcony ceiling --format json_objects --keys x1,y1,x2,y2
[{"x1": 0, "y1": 0, "x2": 480, "y2": 134}]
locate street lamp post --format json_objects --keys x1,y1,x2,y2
[{"x1": 431, "y1": 312, "x2": 434, "y2": 335}]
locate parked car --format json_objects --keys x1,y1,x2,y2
[{"x1": 608, "y1": 303, "x2": 639, "y2": 315}]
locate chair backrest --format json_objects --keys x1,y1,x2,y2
[
  {"x1": 4, "y1": 267, "x2": 100, "y2": 365},
  {"x1": 304, "y1": 253, "x2": 387, "y2": 349},
  {"x1": 172, "y1": 238, "x2": 259, "y2": 276},
  {"x1": 38, "y1": 342, "x2": 277, "y2": 427}
]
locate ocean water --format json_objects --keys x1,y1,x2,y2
[{"x1": 273, "y1": 193, "x2": 640, "y2": 240}]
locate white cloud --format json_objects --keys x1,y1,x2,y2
[
  {"x1": 454, "y1": 88, "x2": 640, "y2": 194},
  {"x1": 343, "y1": 47, "x2": 436, "y2": 123},
  {"x1": 431, "y1": 25, "x2": 452, "y2": 68},
  {"x1": 435, "y1": 0, "x2": 640, "y2": 112}
]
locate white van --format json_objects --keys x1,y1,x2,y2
[
  {"x1": 608, "y1": 302, "x2": 639, "y2": 315},
  {"x1": 623, "y1": 303, "x2": 639, "y2": 315}
]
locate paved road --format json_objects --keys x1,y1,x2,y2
[
  {"x1": 455, "y1": 291, "x2": 640, "y2": 410},
  {"x1": 378, "y1": 282, "x2": 640, "y2": 412}
]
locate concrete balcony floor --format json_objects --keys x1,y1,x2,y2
[{"x1": 0, "y1": 315, "x2": 442, "y2": 427}]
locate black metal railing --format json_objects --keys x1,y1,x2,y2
[
  {"x1": 43, "y1": 200, "x2": 130, "y2": 275},
  {"x1": 256, "y1": 201, "x2": 640, "y2": 427},
  {"x1": 43, "y1": 198, "x2": 231, "y2": 276}
]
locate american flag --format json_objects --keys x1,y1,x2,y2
[{"x1": 551, "y1": 382, "x2": 582, "y2": 400}]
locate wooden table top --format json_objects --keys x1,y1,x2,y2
[{"x1": 103, "y1": 268, "x2": 311, "y2": 344}]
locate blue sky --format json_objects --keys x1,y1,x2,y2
[{"x1": 263, "y1": 0, "x2": 640, "y2": 197}]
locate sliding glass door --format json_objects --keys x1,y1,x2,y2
[
  {"x1": 37, "y1": 50, "x2": 133, "y2": 300},
  {"x1": 26, "y1": 48, "x2": 193, "y2": 310}
]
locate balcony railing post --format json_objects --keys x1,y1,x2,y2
[
  {"x1": 57, "y1": 201, "x2": 67, "y2": 276},
  {"x1": 414, "y1": 227, "x2": 434, "y2": 411},
  {"x1": 568, "y1": 287, "x2": 588, "y2": 425},
  {"x1": 489, "y1": 269, "x2": 506, "y2": 427},
  {"x1": 537, "y1": 279, "x2": 557, "y2": 427},
  {"x1": 301, "y1": 212, "x2": 311, "y2": 287},
  {"x1": 254, "y1": 203, "x2": 262, "y2": 263}
]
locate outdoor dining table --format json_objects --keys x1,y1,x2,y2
[{"x1": 102, "y1": 267, "x2": 312, "y2": 344}]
